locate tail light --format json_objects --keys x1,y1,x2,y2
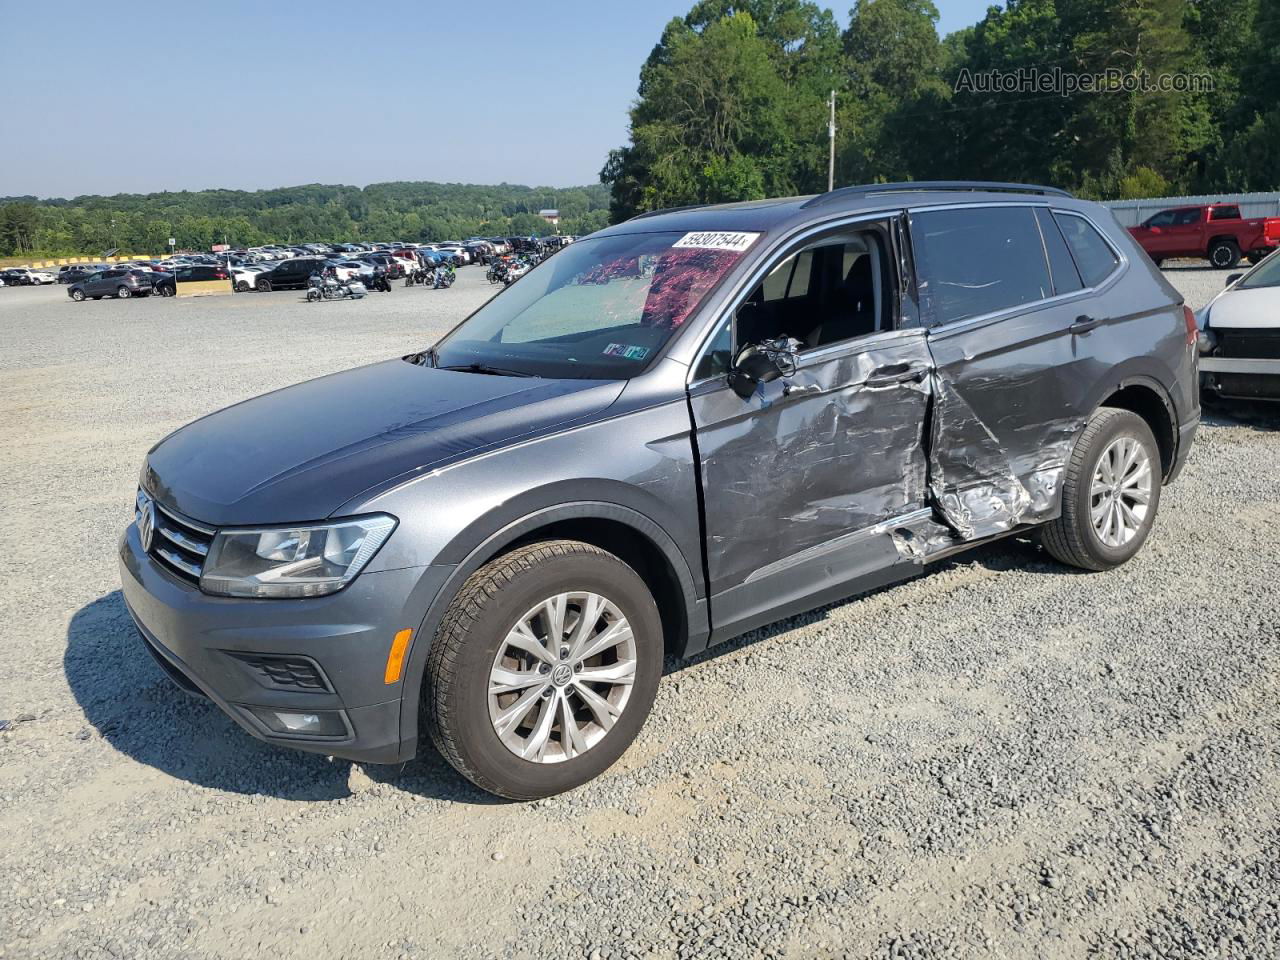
[
  {"x1": 1266, "y1": 220, "x2": 1280, "y2": 242},
  {"x1": 1183, "y1": 305, "x2": 1196, "y2": 346}
]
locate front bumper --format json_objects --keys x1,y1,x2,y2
[{"x1": 118, "y1": 521, "x2": 426, "y2": 764}]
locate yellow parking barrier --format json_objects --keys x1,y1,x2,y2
[{"x1": 176, "y1": 279, "x2": 233, "y2": 298}]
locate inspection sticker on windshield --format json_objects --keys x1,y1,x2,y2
[
  {"x1": 604, "y1": 343, "x2": 651, "y2": 361},
  {"x1": 672, "y1": 231, "x2": 760, "y2": 252}
]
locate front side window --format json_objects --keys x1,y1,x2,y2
[
  {"x1": 911, "y1": 206, "x2": 1052, "y2": 326},
  {"x1": 1054, "y1": 212, "x2": 1120, "y2": 288},
  {"x1": 1173, "y1": 208, "x2": 1202, "y2": 226},
  {"x1": 733, "y1": 231, "x2": 890, "y2": 350},
  {"x1": 1146, "y1": 210, "x2": 1176, "y2": 227},
  {"x1": 434, "y1": 231, "x2": 756, "y2": 379}
]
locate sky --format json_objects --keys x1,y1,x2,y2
[{"x1": 0, "y1": 0, "x2": 995, "y2": 199}]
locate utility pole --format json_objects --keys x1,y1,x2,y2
[{"x1": 827, "y1": 89, "x2": 836, "y2": 192}]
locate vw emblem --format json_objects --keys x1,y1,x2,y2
[
  {"x1": 138, "y1": 498, "x2": 156, "y2": 553},
  {"x1": 551, "y1": 663, "x2": 574, "y2": 687}
]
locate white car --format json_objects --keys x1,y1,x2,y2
[
  {"x1": 230, "y1": 264, "x2": 271, "y2": 292},
  {"x1": 1196, "y1": 248, "x2": 1280, "y2": 402},
  {"x1": 30, "y1": 270, "x2": 56, "y2": 284}
]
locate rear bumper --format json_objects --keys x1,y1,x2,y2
[{"x1": 118, "y1": 522, "x2": 425, "y2": 764}]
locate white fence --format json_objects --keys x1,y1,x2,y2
[{"x1": 1103, "y1": 192, "x2": 1280, "y2": 227}]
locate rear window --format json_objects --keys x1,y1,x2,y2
[
  {"x1": 911, "y1": 206, "x2": 1053, "y2": 326},
  {"x1": 1054, "y1": 212, "x2": 1121, "y2": 288}
]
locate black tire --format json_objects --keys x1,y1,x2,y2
[
  {"x1": 1152, "y1": 258, "x2": 1165, "y2": 268},
  {"x1": 426, "y1": 540, "x2": 663, "y2": 800},
  {"x1": 1247, "y1": 253, "x2": 1267, "y2": 266},
  {"x1": 256, "y1": 278, "x2": 272, "y2": 292},
  {"x1": 162, "y1": 284, "x2": 175, "y2": 297},
  {"x1": 1040, "y1": 408, "x2": 1162, "y2": 571},
  {"x1": 235, "y1": 280, "x2": 250, "y2": 292},
  {"x1": 116, "y1": 285, "x2": 131, "y2": 299},
  {"x1": 1209, "y1": 239, "x2": 1241, "y2": 269},
  {"x1": 70, "y1": 289, "x2": 85, "y2": 301}
]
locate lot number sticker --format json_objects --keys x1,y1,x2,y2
[{"x1": 672, "y1": 231, "x2": 761, "y2": 252}]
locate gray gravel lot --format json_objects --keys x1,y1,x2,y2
[{"x1": 1, "y1": 266, "x2": 1277, "y2": 960}]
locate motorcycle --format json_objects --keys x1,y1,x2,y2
[
  {"x1": 433, "y1": 265, "x2": 456, "y2": 289},
  {"x1": 306, "y1": 274, "x2": 367, "y2": 301}
]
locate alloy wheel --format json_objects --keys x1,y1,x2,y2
[
  {"x1": 1090, "y1": 436, "x2": 1153, "y2": 547},
  {"x1": 487, "y1": 592, "x2": 637, "y2": 764}
]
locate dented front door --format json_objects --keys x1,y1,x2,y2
[{"x1": 689, "y1": 329, "x2": 934, "y2": 625}]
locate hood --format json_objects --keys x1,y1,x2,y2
[
  {"x1": 145, "y1": 359, "x2": 624, "y2": 525},
  {"x1": 1204, "y1": 286, "x2": 1280, "y2": 330}
]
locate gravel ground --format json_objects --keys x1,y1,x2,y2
[{"x1": 1, "y1": 266, "x2": 1277, "y2": 960}]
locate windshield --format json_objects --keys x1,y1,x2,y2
[
  {"x1": 433, "y1": 230, "x2": 756, "y2": 379},
  {"x1": 1239, "y1": 253, "x2": 1280, "y2": 290}
]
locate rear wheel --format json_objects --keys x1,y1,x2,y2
[
  {"x1": 426, "y1": 540, "x2": 663, "y2": 800},
  {"x1": 1209, "y1": 239, "x2": 1241, "y2": 269},
  {"x1": 116, "y1": 286, "x2": 131, "y2": 299},
  {"x1": 1041, "y1": 408, "x2": 1161, "y2": 571},
  {"x1": 235, "y1": 280, "x2": 250, "y2": 292}
]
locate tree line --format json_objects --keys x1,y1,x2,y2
[
  {"x1": 0, "y1": 182, "x2": 611, "y2": 258},
  {"x1": 602, "y1": 0, "x2": 1280, "y2": 220}
]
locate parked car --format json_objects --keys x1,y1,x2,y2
[
  {"x1": 120, "y1": 182, "x2": 1198, "y2": 799},
  {"x1": 1128, "y1": 203, "x2": 1280, "y2": 269},
  {"x1": 151, "y1": 265, "x2": 229, "y2": 297},
  {"x1": 253, "y1": 257, "x2": 328, "y2": 291},
  {"x1": 0, "y1": 268, "x2": 42, "y2": 286},
  {"x1": 1195, "y1": 248, "x2": 1280, "y2": 401},
  {"x1": 230, "y1": 263, "x2": 271, "y2": 292},
  {"x1": 67, "y1": 268, "x2": 155, "y2": 300}
]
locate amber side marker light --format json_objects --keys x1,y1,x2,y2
[{"x1": 385, "y1": 629, "x2": 413, "y2": 684}]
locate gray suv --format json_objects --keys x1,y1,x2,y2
[{"x1": 120, "y1": 182, "x2": 1199, "y2": 799}]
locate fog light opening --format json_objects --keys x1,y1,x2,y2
[{"x1": 249, "y1": 706, "x2": 347, "y2": 737}]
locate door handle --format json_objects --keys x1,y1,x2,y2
[
  {"x1": 865, "y1": 363, "x2": 927, "y2": 388},
  {"x1": 1070, "y1": 315, "x2": 1103, "y2": 335}
]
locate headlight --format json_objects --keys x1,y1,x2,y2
[{"x1": 200, "y1": 514, "x2": 397, "y2": 598}]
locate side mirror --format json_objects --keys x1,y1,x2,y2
[
  {"x1": 1226, "y1": 273, "x2": 1244, "y2": 287},
  {"x1": 728, "y1": 349, "x2": 784, "y2": 399}
]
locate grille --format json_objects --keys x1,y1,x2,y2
[
  {"x1": 228, "y1": 654, "x2": 331, "y2": 692},
  {"x1": 1215, "y1": 328, "x2": 1280, "y2": 361},
  {"x1": 137, "y1": 489, "x2": 215, "y2": 585}
]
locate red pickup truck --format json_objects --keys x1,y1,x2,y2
[{"x1": 1128, "y1": 203, "x2": 1280, "y2": 269}]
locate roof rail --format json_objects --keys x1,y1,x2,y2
[
  {"x1": 801, "y1": 181, "x2": 1073, "y2": 209},
  {"x1": 626, "y1": 203, "x2": 707, "y2": 221}
]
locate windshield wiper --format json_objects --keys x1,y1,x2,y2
[{"x1": 439, "y1": 362, "x2": 537, "y2": 378}]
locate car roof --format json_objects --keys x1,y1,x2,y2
[{"x1": 594, "y1": 182, "x2": 1090, "y2": 239}]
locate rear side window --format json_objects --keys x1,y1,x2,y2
[
  {"x1": 1034, "y1": 208, "x2": 1083, "y2": 296},
  {"x1": 1210, "y1": 205, "x2": 1241, "y2": 221},
  {"x1": 1054, "y1": 212, "x2": 1121, "y2": 288},
  {"x1": 911, "y1": 206, "x2": 1052, "y2": 326}
]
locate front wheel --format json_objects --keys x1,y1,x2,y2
[
  {"x1": 1040, "y1": 408, "x2": 1161, "y2": 571},
  {"x1": 306, "y1": 288, "x2": 320, "y2": 302},
  {"x1": 256, "y1": 279, "x2": 272, "y2": 292},
  {"x1": 426, "y1": 540, "x2": 663, "y2": 800},
  {"x1": 70, "y1": 289, "x2": 86, "y2": 301}
]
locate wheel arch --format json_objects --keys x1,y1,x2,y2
[
  {"x1": 395, "y1": 496, "x2": 706, "y2": 756},
  {"x1": 1094, "y1": 374, "x2": 1177, "y2": 480}
]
